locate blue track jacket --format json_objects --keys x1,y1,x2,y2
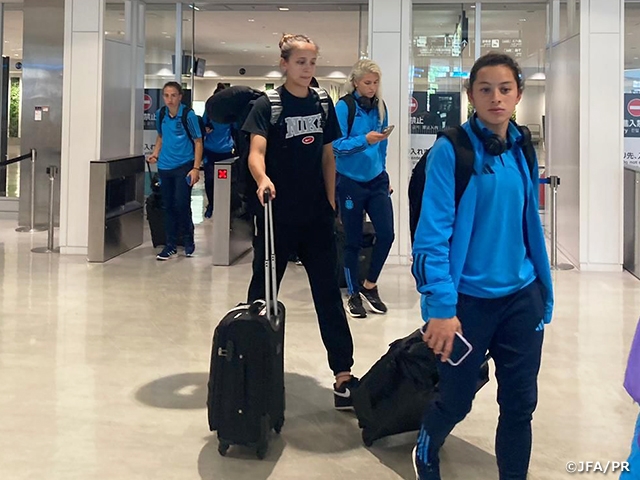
[
  {"x1": 333, "y1": 92, "x2": 388, "y2": 182},
  {"x1": 411, "y1": 120, "x2": 554, "y2": 324}
]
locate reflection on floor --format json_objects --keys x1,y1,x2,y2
[{"x1": 0, "y1": 218, "x2": 637, "y2": 480}]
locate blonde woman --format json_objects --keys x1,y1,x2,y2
[{"x1": 333, "y1": 59, "x2": 395, "y2": 318}]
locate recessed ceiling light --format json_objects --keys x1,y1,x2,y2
[
  {"x1": 519, "y1": 18, "x2": 527, "y2": 22},
  {"x1": 221, "y1": 41, "x2": 226, "y2": 44},
  {"x1": 165, "y1": 35, "x2": 171, "y2": 38},
  {"x1": 248, "y1": 19, "x2": 255, "y2": 22},
  {"x1": 279, "y1": 7, "x2": 290, "y2": 11},
  {"x1": 162, "y1": 31, "x2": 168, "y2": 35},
  {"x1": 14, "y1": 54, "x2": 18, "y2": 57},
  {"x1": 273, "y1": 32, "x2": 279, "y2": 35},
  {"x1": 243, "y1": 49, "x2": 248, "y2": 52}
]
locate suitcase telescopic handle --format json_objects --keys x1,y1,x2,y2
[{"x1": 263, "y1": 188, "x2": 280, "y2": 326}]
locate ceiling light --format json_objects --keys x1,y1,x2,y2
[
  {"x1": 248, "y1": 19, "x2": 255, "y2": 22},
  {"x1": 279, "y1": 7, "x2": 290, "y2": 11},
  {"x1": 243, "y1": 49, "x2": 248, "y2": 52},
  {"x1": 221, "y1": 41, "x2": 226, "y2": 44},
  {"x1": 273, "y1": 32, "x2": 279, "y2": 35},
  {"x1": 470, "y1": 5, "x2": 475, "y2": 8},
  {"x1": 189, "y1": 4, "x2": 200, "y2": 11},
  {"x1": 165, "y1": 35, "x2": 171, "y2": 38},
  {"x1": 519, "y1": 18, "x2": 527, "y2": 22}
]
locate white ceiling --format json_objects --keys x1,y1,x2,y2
[{"x1": 140, "y1": 6, "x2": 365, "y2": 67}]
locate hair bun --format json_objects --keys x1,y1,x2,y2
[{"x1": 279, "y1": 33, "x2": 294, "y2": 49}]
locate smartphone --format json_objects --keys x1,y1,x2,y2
[
  {"x1": 420, "y1": 324, "x2": 473, "y2": 366},
  {"x1": 186, "y1": 175, "x2": 192, "y2": 186},
  {"x1": 382, "y1": 125, "x2": 395, "y2": 135},
  {"x1": 447, "y1": 332, "x2": 473, "y2": 366}
]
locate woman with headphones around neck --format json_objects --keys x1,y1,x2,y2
[
  {"x1": 333, "y1": 59, "x2": 395, "y2": 319},
  {"x1": 411, "y1": 53, "x2": 554, "y2": 480}
]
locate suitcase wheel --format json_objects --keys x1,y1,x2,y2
[
  {"x1": 274, "y1": 418, "x2": 284, "y2": 434},
  {"x1": 218, "y1": 441, "x2": 230, "y2": 457},
  {"x1": 362, "y1": 431, "x2": 374, "y2": 447},
  {"x1": 256, "y1": 442, "x2": 268, "y2": 460}
]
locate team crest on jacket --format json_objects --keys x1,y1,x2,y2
[{"x1": 302, "y1": 136, "x2": 315, "y2": 145}]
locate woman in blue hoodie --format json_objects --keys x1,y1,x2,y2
[
  {"x1": 202, "y1": 84, "x2": 235, "y2": 218},
  {"x1": 333, "y1": 59, "x2": 394, "y2": 319},
  {"x1": 411, "y1": 53, "x2": 554, "y2": 480}
]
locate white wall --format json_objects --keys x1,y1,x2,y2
[
  {"x1": 547, "y1": 35, "x2": 581, "y2": 265},
  {"x1": 102, "y1": 40, "x2": 132, "y2": 158}
]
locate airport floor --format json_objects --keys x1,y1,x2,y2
[{"x1": 0, "y1": 217, "x2": 638, "y2": 480}]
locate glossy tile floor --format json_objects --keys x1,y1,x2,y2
[{"x1": 0, "y1": 218, "x2": 638, "y2": 480}]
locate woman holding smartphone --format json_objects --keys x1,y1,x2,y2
[
  {"x1": 333, "y1": 59, "x2": 395, "y2": 319},
  {"x1": 411, "y1": 53, "x2": 554, "y2": 480}
]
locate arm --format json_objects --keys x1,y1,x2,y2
[
  {"x1": 331, "y1": 100, "x2": 369, "y2": 157},
  {"x1": 148, "y1": 135, "x2": 162, "y2": 163},
  {"x1": 187, "y1": 112, "x2": 204, "y2": 185},
  {"x1": 411, "y1": 139, "x2": 461, "y2": 361},
  {"x1": 380, "y1": 104, "x2": 389, "y2": 161},
  {"x1": 322, "y1": 143, "x2": 337, "y2": 211},
  {"x1": 248, "y1": 134, "x2": 275, "y2": 204}
]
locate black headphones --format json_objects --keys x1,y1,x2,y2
[
  {"x1": 468, "y1": 114, "x2": 532, "y2": 156},
  {"x1": 356, "y1": 94, "x2": 379, "y2": 112}
]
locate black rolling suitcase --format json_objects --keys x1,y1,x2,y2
[
  {"x1": 207, "y1": 190, "x2": 285, "y2": 459},
  {"x1": 145, "y1": 163, "x2": 183, "y2": 248},
  {"x1": 352, "y1": 329, "x2": 490, "y2": 447}
]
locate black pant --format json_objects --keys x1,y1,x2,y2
[
  {"x1": 336, "y1": 171, "x2": 395, "y2": 294},
  {"x1": 417, "y1": 280, "x2": 545, "y2": 480},
  {"x1": 203, "y1": 150, "x2": 233, "y2": 208},
  {"x1": 247, "y1": 214, "x2": 354, "y2": 376}
]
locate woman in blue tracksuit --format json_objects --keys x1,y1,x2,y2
[
  {"x1": 202, "y1": 84, "x2": 235, "y2": 218},
  {"x1": 411, "y1": 53, "x2": 554, "y2": 480},
  {"x1": 333, "y1": 59, "x2": 395, "y2": 319}
]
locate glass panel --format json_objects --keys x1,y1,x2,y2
[
  {"x1": 145, "y1": 4, "x2": 176, "y2": 89},
  {"x1": 482, "y1": 3, "x2": 547, "y2": 158},
  {"x1": 105, "y1": 1, "x2": 127, "y2": 42},
  {"x1": 4, "y1": 6, "x2": 23, "y2": 198},
  {"x1": 411, "y1": 4, "x2": 475, "y2": 167},
  {"x1": 624, "y1": 2, "x2": 640, "y2": 166},
  {"x1": 188, "y1": 4, "x2": 364, "y2": 103}
]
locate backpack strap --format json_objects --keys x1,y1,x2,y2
[
  {"x1": 438, "y1": 126, "x2": 475, "y2": 210},
  {"x1": 264, "y1": 89, "x2": 283, "y2": 126},
  {"x1": 517, "y1": 125, "x2": 537, "y2": 178},
  {"x1": 181, "y1": 106, "x2": 194, "y2": 144},
  {"x1": 157, "y1": 106, "x2": 167, "y2": 136},
  {"x1": 339, "y1": 94, "x2": 357, "y2": 137},
  {"x1": 310, "y1": 87, "x2": 330, "y2": 127}
]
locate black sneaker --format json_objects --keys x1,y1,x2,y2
[
  {"x1": 412, "y1": 445, "x2": 441, "y2": 480},
  {"x1": 347, "y1": 293, "x2": 367, "y2": 318},
  {"x1": 333, "y1": 376, "x2": 359, "y2": 410},
  {"x1": 360, "y1": 286, "x2": 388, "y2": 314}
]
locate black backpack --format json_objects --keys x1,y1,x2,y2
[
  {"x1": 339, "y1": 93, "x2": 386, "y2": 137},
  {"x1": 205, "y1": 85, "x2": 331, "y2": 213},
  {"x1": 157, "y1": 105, "x2": 205, "y2": 145},
  {"x1": 408, "y1": 125, "x2": 536, "y2": 245}
]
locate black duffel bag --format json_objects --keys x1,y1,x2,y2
[{"x1": 352, "y1": 329, "x2": 490, "y2": 447}]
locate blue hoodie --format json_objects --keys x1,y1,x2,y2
[
  {"x1": 411, "y1": 119, "x2": 554, "y2": 324},
  {"x1": 202, "y1": 114, "x2": 234, "y2": 156},
  {"x1": 333, "y1": 92, "x2": 388, "y2": 183}
]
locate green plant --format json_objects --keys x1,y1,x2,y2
[{"x1": 9, "y1": 78, "x2": 19, "y2": 138}]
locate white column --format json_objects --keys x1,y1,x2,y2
[
  {"x1": 368, "y1": 0, "x2": 412, "y2": 264},
  {"x1": 174, "y1": 2, "x2": 182, "y2": 82},
  {"x1": 60, "y1": 0, "x2": 104, "y2": 255},
  {"x1": 60, "y1": 0, "x2": 144, "y2": 255},
  {"x1": 578, "y1": 0, "x2": 624, "y2": 271}
]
